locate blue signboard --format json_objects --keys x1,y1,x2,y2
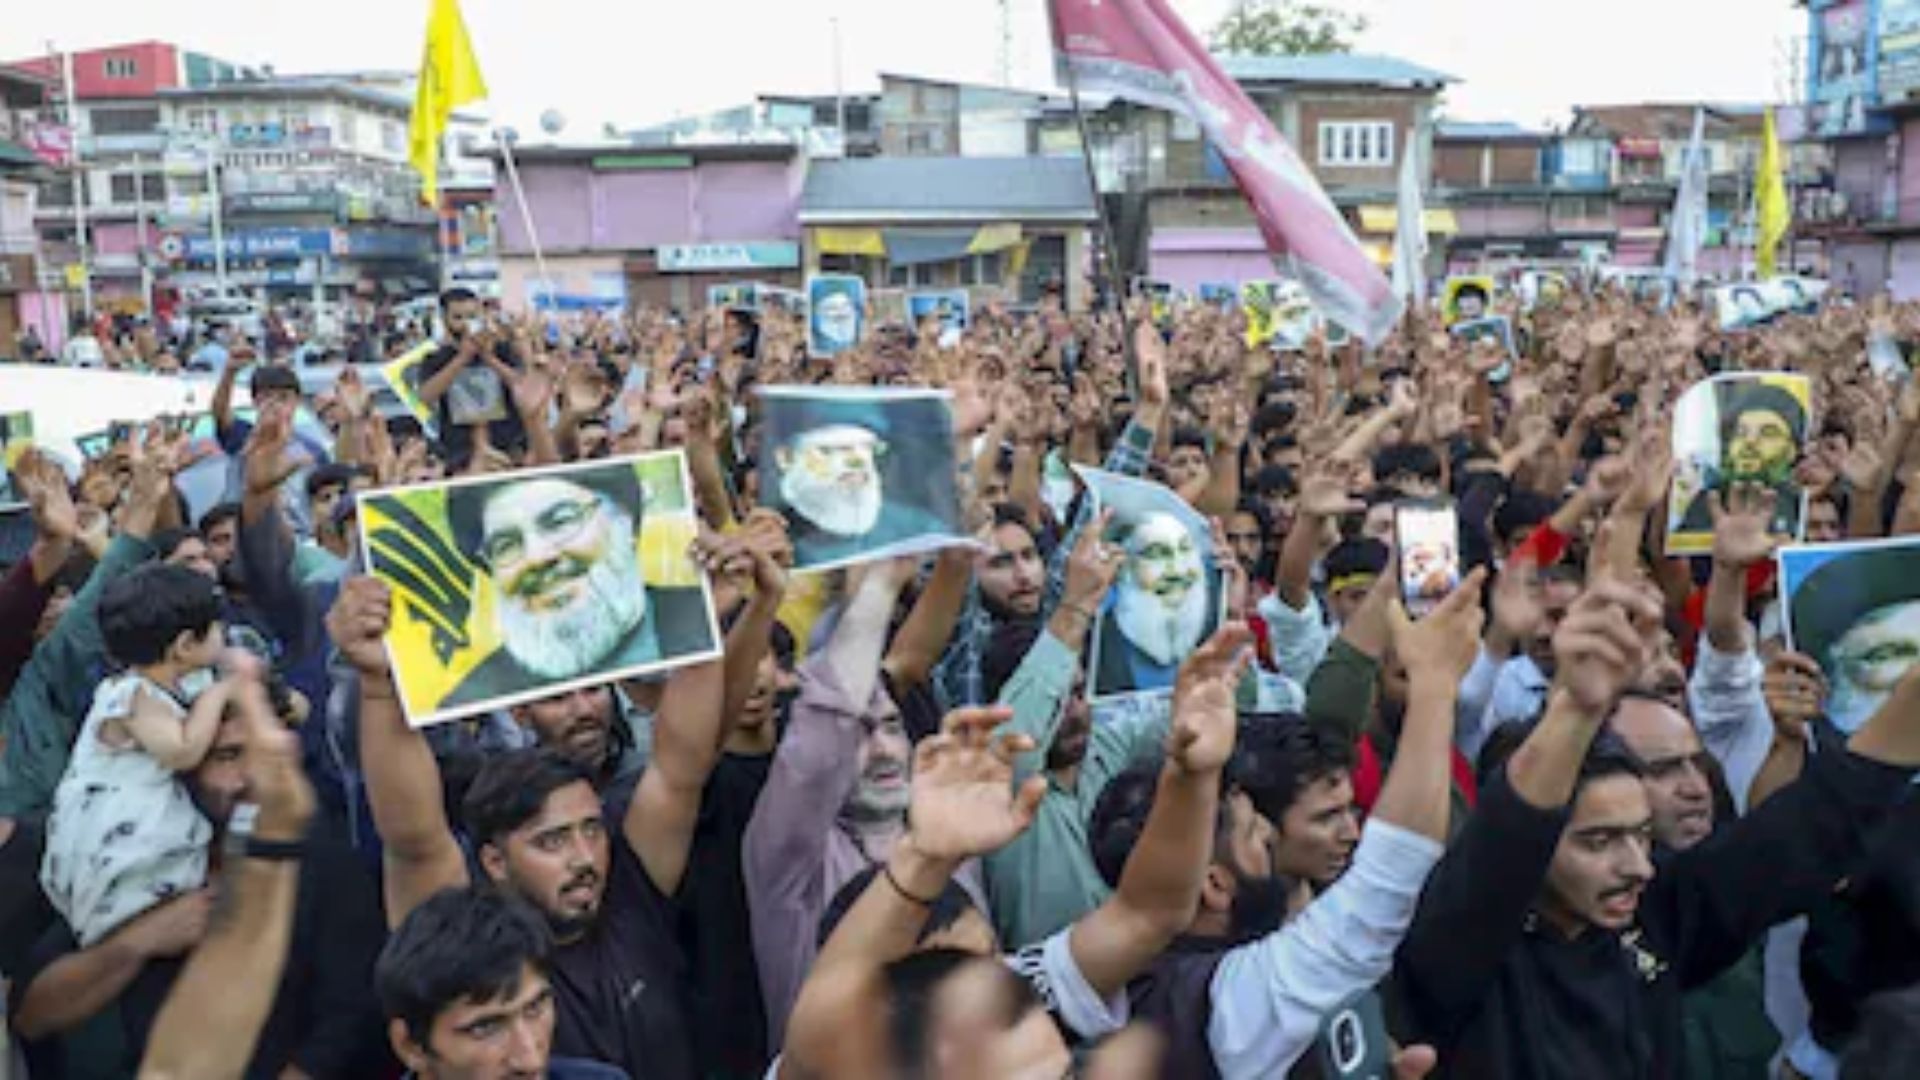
[{"x1": 183, "y1": 228, "x2": 333, "y2": 262}]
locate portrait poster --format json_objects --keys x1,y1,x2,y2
[
  {"x1": 1778, "y1": 537, "x2": 1920, "y2": 735},
  {"x1": 1241, "y1": 280, "x2": 1282, "y2": 349},
  {"x1": 757, "y1": 386, "x2": 969, "y2": 573},
  {"x1": 1814, "y1": 0, "x2": 1874, "y2": 137},
  {"x1": 381, "y1": 340, "x2": 439, "y2": 429},
  {"x1": 357, "y1": 452, "x2": 721, "y2": 728},
  {"x1": 1, "y1": 412, "x2": 33, "y2": 510},
  {"x1": 760, "y1": 286, "x2": 808, "y2": 318},
  {"x1": 1074, "y1": 466, "x2": 1225, "y2": 703},
  {"x1": 1197, "y1": 282, "x2": 1237, "y2": 310},
  {"x1": 1267, "y1": 279, "x2": 1324, "y2": 352},
  {"x1": 1450, "y1": 315, "x2": 1517, "y2": 382},
  {"x1": 1666, "y1": 373, "x2": 1812, "y2": 556},
  {"x1": 807, "y1": 274, "x2": 868, "y2": 358},
  {"x1": 708, "y1": 281, "x2": 762, "y2": 312},
  {"x1": 1442, "y1": 275, "x2": 1496, "y2": 325},
  {"x1": 1133, "y1": 277, "x2": 1176, "y2": 326},
  {"x1": 907, "y1": 290, "x2": 971, "y2": 336},
  {"x1": 1880, "y1": 0, "x2": 1920, "y2": 102}
]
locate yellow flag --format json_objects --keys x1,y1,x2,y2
[
  {"x1": 408, "y1": 0, "x2": 488, "y2": 206},
  {"x1": 1755, "y1": 107, "x2": 1789, "y2": 279}
]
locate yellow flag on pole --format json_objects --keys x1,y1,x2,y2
[
  {"x1": 1755, "y1": 107, "x2": 1789, "y2": 279},
  {"x1": 408, "y1": 0, "x2": 488, "y2": 206}
]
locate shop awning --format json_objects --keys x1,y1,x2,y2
[
  {"x1": 882, "y1": 229, "x2": 978, "y2": 267},
  {"x1": 813, "y1": 227, "x2": 887, "y2": 256},
  {"x1": 967, "y1": 222, "x2": 1024, "y2": 253},
  {"x1": 1357, "y1": 207, "x2": 1460, "y2": 235}
]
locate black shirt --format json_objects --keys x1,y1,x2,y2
[
  {"x1": 416, "y1": 339, "x2": 526, "y2": 467},
  {"x1": 679, "y1": 751, "x2": 774, "y2": 1079},
  {"x1": 549, "y1": 807, "x2": 696, "y2": 1080}
]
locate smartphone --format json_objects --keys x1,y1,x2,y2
[
  {"x1": 1394, "y1": 498, "x2": 1460, "y2": 620},
  {"x1": 1314, "y1": 988, "x2": 1391, "y2": 1079}
]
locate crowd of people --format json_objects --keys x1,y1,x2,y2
[{"x1": 1, "y1": 275, "x2": 1919, "y2": 1080}]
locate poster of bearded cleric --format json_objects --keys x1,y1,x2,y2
[
  {"x1": 1779, "y1": 538, "x2": 1920, "y2": 735},
  {"x1": 356, "y1": 453, "x2": 722, "y2": 727},
  {"x1": 1074, "y1": 466, "x2": 1225, "y2": 702},
  {"x1": 758, "y1": 386, "x2": 969, "y2": 572},
  {"x1": 1666, "y1": 373, "x2": 1812, "y2": 555}
]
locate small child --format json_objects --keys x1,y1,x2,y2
[{"x1": 42, "y1": 562, "x2": 240, "y2": 947}]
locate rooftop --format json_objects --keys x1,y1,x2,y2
[
  {"x1": 1570, "y1": 103, "x2": 1773, "y2": 140},
  {"x1": 1217, "y1": 53, "x2": 1455, "y2": 88},
  {"x1": 1436, "y1": 120, "x2": 1550, "y2": 141},
  {"x1": 799, "y1": 155, "x2": 1097, "y2": 223}
]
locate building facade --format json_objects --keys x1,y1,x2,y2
[{"x1": 491, "y1": 143, "x2": 805, "y2": 312}]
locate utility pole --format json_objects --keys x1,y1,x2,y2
[
  {"x1": 207, "y1": 143, "x2": 228, "y2": 296},
  {"x1": 54, "y1": 42, "x2": 93, "y2": 321},
  {"x1": 134, "y1": 151, "x2": 153, "y2": 321},
  {"x1": 831, "y1": 16, "x2": 847, "y2": 143}
]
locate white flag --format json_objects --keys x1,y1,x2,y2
[
  {"x1": 1390, "y1": 139, "x2": 1428, "y2": 307},
  {"x1": 1664, "y1": 108, "x2": 1709, "y2": 288}
]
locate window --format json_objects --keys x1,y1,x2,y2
[
  {"x1": 381, "y1": 122, "x2": 404, "y2": 153},
  {"x1": 90, "y1": 107, "x2": 162, "y2": 136},
  {"x1": 185, "y1": 107, "x2": 218, "y2": 134},
  {"x1": 1318, "y1": 121, "x2": 1395, "y2": 167},
  {"x1": 960, "y1": 252, "x2": 1001, "y2": 286},
  {"x1": 109, "y1": 173, "x2": 165, "y2": 204},
  {"x1": 103, "y1": 57, "x2": 138, "y2": 79}
]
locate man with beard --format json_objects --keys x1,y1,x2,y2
[
  {"x1": 1094, "y1": 510, "x2": 1217, "y2": 699},
  {"x1": 1084, "y1": 571, "x2": 1486, "y2": 1077},
  {"x1": 1676, "y1": 381, "x2": 1808, "y2": 538},
  {"x1": 970, "y1": 525, "x2": 1130, "y2": 948},
  {"x1": 771, "y1": 418, "x2": 950, "y2": 569},
  {"x1": 336, "y1": 574, "x2": 730, "y2": 1079},
  {"x1": 12, "y1": 701, "x2": 391, "y2": 1078},
  {"x1": 745, "y1": 558, "x2": 995, "y2": 1050},
  {"x1": 441, "y1": 466, "x2": 715, "y2": 710},
  {"x1": 512, "y1": 685, "x2": 647, "y2": 801},
  {"x1": 413, "y1": 286, "x2": 526, "y2": 470},
  {"x1": 1390, "y1": 574, "x2": 1920, "y2": 1080},
  {"x1": 932, "y1": 504, "x2": 1050, "y2": 711},
  {"x1": 1789, "y1": 542, "x2": 1920, "y2": 734}
]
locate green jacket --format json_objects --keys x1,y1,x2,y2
[
  {"x1": 0, "y1": 534, "x2": 154, "y2": 816},
  {"x1": 1682, "y1": 944, "x2": 1778, "y2": 1080},
  {"x1": 984, "y1": 631, "x2": 1167, "y2": 950}
]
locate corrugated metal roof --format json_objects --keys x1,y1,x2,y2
[
  {"x1": 799, "y1": 156, "x2": 1097, "y2": 222},
  {"x1": 1216, "y1": 53, "x2": 1455, "y2": 87},
  {"x1": 1436, "y1": 121, "x2": 1549, "y2": 141}
]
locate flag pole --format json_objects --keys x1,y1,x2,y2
[
  {"x1": 1049, "y1": 3, "x2": 1141, "y2": 383},
  {"x1": 493, "y1": 127, "x2": 557, "y2": 313}
]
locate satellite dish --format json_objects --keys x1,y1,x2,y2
[{"x1": 540, "y1": 109, "x2": 566, "y2": 135}]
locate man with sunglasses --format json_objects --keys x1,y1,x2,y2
[{"x1": 442, "y1": 466, "x2": 714, "y2": 710}]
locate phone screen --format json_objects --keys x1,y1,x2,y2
[{"x1": 1395, "y1": 499, "x2": 1460, "y2": 619}]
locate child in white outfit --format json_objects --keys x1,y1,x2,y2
[{"x1": 42, "y1": 563, "x2": 240, "y2": 947}]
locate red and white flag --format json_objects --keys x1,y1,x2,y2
[{"x1": 1050, "y1": 0, "x2": 1401, "y2": 343}]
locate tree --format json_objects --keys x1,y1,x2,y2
[{"x1": 1209, "y1": 0, "x2": 1368, "y2": 56}]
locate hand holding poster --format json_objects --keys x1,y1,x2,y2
[
  {"x1": 357, "y1": 452, "x2": 721, "y2": 727},
  {"x1": 807, "y1": 274, "x2": 868, "y2": 357},
  {"x1": 1666, "y1": 373, "x2": 1811, "y2": 555},
  {"x1": 758, "y1": 387, "x2": 968, "y2": 572},
  {"x1": 1074, "y1": 465, "x2": 1225, "y2": 702},
  {"x1": 907, "y1": 290, "x2": 970, "y2": 340},
  {"x1": 1779, "y1": 537, "x2": 1920, "y2": 734}
]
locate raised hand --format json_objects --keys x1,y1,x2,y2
[
  {"x1": 1135, "y1": 321, "x2": 1170, "y2": 409},
  {"x1": 230, "y1": 652, "x2": 315, "y2": 840},
  {"x1": 334, "y1": 367, "x2": 373, "y2": 420},
  {"x1": 16, "y1": 450, "x2": 78, "y2": 543},
  {"x1": 1840, "y1": 443, "x2": 1887, "y2": 493},
  {"x1": 1061, "y1": 509, "x2": 1124, "y2": 613},
  {"x1": 1168, "y1": 622, "x2": 1254, "y2": 775},
  {"x1": 1552, "y1": 578, "x2": 1664, "y2": 716},
  {"x1": 1298, "y1": 458, "x2": 1366, "y2": 518},
  {"x1": 1616, "y1": 424, "x2": 1674, "y2": 515},
  {"x1": 325, "y1": 576, "x2": 393, "y2": 677},
  {"x1": 1709, "y1": 482, "x2": 1786, "y2": 569},
  {"x1": 1392, "y1": 567, "x2": 1489, "y2": 686},
  {"x1": 243, "y1": 405, "x2": 306, "y2": 497},
  {"x1": 903, "y1": 707, "x2": 1045, "y2": 863},
  {"x1": 1762, "y1": 651, "x2": 1827, "y2": 742},
  {"x1": 1582, "y1": 455, "x2": 1633, "y2": 509}
]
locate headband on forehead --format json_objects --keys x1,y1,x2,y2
[{"x1": 1328, "y1": 572, "x2": 1377, "y2": 595}]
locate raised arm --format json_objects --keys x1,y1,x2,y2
[
  {"x1": 783, "y1": 705, "x2": 1045, "y2": 1077},
  {"x1": 626, "y1": 650, "x2": 725, "y2": 896},
  {"x1": 328, "y1": 577, "x2": 470, "y2": 927},
  {"x1": 1069, "y1": 624, "x2": 1250, "y2": 1000},
  {"x1": 1394, "y1": 577, "x2": 1658, "y2": 1047},
  {"x1": 138, "y1": 668, "x2": 313, "y2": 1080},
  {"x1": 209, "y1": 345, "x2": 248, "y2": 434},
  {"x1": 1278, "y1": 460, "x2": 1363, "y2": 610},
  {"x1": 1378, "y1": 569, "x2": 1487, "y2": 842},
  {"x1": 711, "y1": 512, "x2": 792, "y2": 732},
  {"x1": 998, "y1": 519, "x2": 1119, "y2": 779},
  {"x1": 417, "y1": 335, "x2": 480, "y2": 407},
  {"x1": 882, "y1": 549, "x2": 973, "y2": 691},
  {"x1": 1702, "y1": 483, "x2": 1782, "y2": 654}
]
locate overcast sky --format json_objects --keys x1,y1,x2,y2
[{"x1": 2, "y1": 0, "x2": 1807, "y2": 136}]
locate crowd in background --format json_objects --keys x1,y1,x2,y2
[{"x1": 1, "y1": 275, "x2": 1919, "y2": 1079}]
